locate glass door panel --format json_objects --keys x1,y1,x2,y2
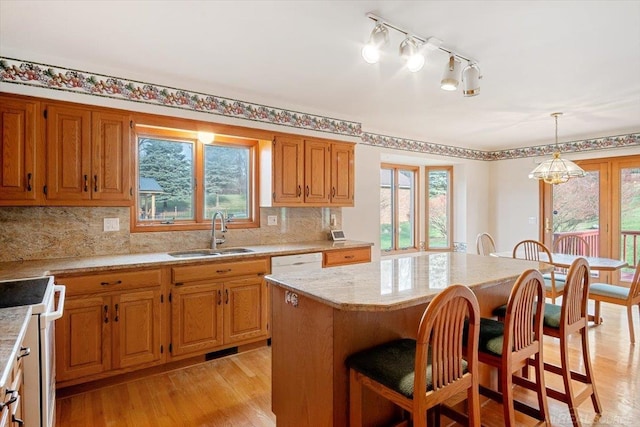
[{"x1": 614, "y1": 160, "x2": 640, "y2": 284}]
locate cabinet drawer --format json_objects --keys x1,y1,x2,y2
[
  {"x1": 323, "y1": 247, "x2": 371, "y2": 267},
  {"x1": 60, "y1": 269, "x2": 162, "y2": 296},
  {"x1": 172, "y1": 258, "x2": 269, "y2": 284}
]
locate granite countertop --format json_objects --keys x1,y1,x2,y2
[
  {"x1": 0, "y1": 240, "x2": 373, "y2": 281},
  {"x1": 265, "y1": 251, "x2": 553, "y2": 311},
  {"x1": 0, "y1": 306, "x2": 31, "y2": 389}
]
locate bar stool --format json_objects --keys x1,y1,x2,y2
[
  {"x1": 506, "y1": 258, "x2": 601, "y2": 427},
  {"x1": 346, "y1": 284, "x2": 481, "y2": 427},
  {"x1": 473, "y1": 269, "x2": 550, "y2": 427}
]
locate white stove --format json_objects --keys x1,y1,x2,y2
[{"x1": 0, "y1": 276, "x2": 66, "y2": 427}]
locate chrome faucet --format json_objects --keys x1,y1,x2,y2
[{"x1": 210, "y1": 211, "x2": 227, "y2": 250}]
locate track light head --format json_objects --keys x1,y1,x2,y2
[
  {"x1": 362, "y1": 23, "x2": 389, "y2": 64},
  {"x1": 399, "y1": 37, "x2": 425, "y2": 72},
  {"x1": 462, "y1": 63, "x2": 482, "y2": 97},
  {"x1": 440, "y1": 55, "x2": 461, "y2": 91}
]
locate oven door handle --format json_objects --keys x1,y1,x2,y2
[{"x1": 41, "y1": 285, "x2": 66, "y2": 323}]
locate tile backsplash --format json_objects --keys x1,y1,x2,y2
[{"x1": 0, "y1": 206, "x2": 341, "y2": 262}]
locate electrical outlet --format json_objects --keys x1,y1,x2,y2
[
  {"x1": 330, "y1": 214, "x2": 337, "y2": 227},
  {"x1": 267, "y1": 215, "x2": 278, "y2": 226},
  {"x1": 103, "y1": 218, "x2": 120, "y2": 232}
]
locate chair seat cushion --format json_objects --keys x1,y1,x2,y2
[
  {"x1": 492, "y1": 302, "x2": 561, "y2": 328},
  {"x1": 477, "y1": 317, "x2": 506, "y2": 356},
  {"x1": 544, "y1": 277, "x2": 566, "y2": 292},
  {"x1": 543, "y1": 272, "x2": 567, "y2": 283},
  {"x1": 590, "y1": 282, "x2": 630, "y2": 299},
  {"x1": 346, "y1": 338, "x2": 467, "y2": 399}
]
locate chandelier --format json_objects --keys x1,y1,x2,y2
[{"x1": 528, "y1": 113, "x2": 586, "y2": 185}]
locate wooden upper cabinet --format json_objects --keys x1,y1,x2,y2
[
  {"x1": 330, "y1": 142, "x2": 354, "y2": 205},
  {"x1": 0, "y1": 95, "x2": 40, "y2": 202},
  {"x1": 271, "y1": 135, "x2": 355, "y2": 207},
  {"x1": 272, "y1": 135, "x2": 304, "y2": 204},
  {"x1": 92, "y1": 111, "x2": 131, "y2": 201},
  {"x1": 304, "y1": 139, "x2": 331, "y2": 204},
  {"x1": 45, "y1": 103, "x2": 131, "y2": 203}
]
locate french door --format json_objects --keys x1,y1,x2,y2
[{"x1": 541, "y1": 154, "x2": 640, "y2": 285}]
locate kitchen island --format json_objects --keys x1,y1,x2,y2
[{"x1": 265, "y1": 251, "x2": 553, "y2": 427}]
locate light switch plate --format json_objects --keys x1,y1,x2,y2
[
  {"x1": 267, "y1": 215, "x2": 278, "y2": 226},
  {"x1": 104, "y1": 218, "x2": 120, "y2": 232}
]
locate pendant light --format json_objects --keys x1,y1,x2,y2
[{"x1": 528, "y1": 113, "x2": 587, "y2": 185}]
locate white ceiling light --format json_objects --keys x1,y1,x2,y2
[
  {"x1": 399, "y1": 37, "x2": 425, "y2": 72},
  {"x1": 462, "y1": 63, "x2": 482, "y2": 97},
  {"x1": 528, "y1": 113, "x2": 587, "y2": 185},
  {"x1": 362, "y1": 23, "x2": 389, "y2": 64},
  {"x1": 441, "y1": 55, "x2": 461, "y2": 90},
  {"x1": 362, "y1": 13, "x2": 481, "y2": 96}
]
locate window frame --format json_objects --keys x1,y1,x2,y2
[
  {"x1": 425, "y1": 166, "x2": 454, "y2": 251},
  {"x1": 131, "y1": 123, "x2": 260, "y2": 233},
  {"x1": 380, "y1": 163, "x2": 419, "y2": 254}
]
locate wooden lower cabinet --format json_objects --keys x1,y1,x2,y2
[
  {"x1": 0, "y1": 327, "x2": 27, "y2": 427},
  {"x1": 323, "y1": 246, "x2": 371, "y2": 267},
  {"x1": 170, "y1": 259, "x2": 270, "y2": 359},
  {"x1": 55, "y1": 270, "x2": 164, "y2": 386}
]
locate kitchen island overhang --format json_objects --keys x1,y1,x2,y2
[{"x1": 266, "y1": 252, "x2": 553, "y2": 426}]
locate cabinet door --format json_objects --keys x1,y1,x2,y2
[
  {"x1": 45, "y1": 104, "x2": 92, "y2": 200},
  {"x1": 223, "y1": 276, "x2": 269, "y2": 344},
  {"x1": 304, "y1": 139, "x2": 331, "y2": 204},
  {"x1": 0, "y1": 96, "x2": 39, "y2": 201},
  {"x1": 330, "y1": 142, "x2": 354, "y2": 205},
  {"x1": 272, "y1": 136, "x2": 303, "y2": 204},
  {"x1": 112, "y1": 289, "x2": 162, "y2": 369},
  {"x1": 171, "y1": 282, "x2": 224, "y2": 357},
  {"x1": 56, "y1": 295, "x2": 111, "y2": 382},
  {"x1": 92, "y1": 111, "x2": 131, "y2": 201}
]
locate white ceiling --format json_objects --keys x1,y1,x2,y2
[{"x1": 1, "y1": 0, "x2": 639, "y2": 151}]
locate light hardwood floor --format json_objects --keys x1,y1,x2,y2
[{"x1": 56, "y1": 301, "x2": 640, "y2": 427}]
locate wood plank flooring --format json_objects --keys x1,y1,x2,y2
[{"x1": 56, "y1": 301, "x2": 640, "y2": 426}]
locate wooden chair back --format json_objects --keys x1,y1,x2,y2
[
  {"x1": 553, "y1": 234, "x2": 591, "y2": 256},
  {"x1": 513, "y1": 240, "x2": 561, "y2": 302},
  {"x1": 557, "y1": 257, "x2": 590, "y2": 333},
  {"x1": 476, "y1": 232, "x2": 496, "y2": 256},
  {"x1": 414, "y1": 284, "x2": 480, "y2": 421}
]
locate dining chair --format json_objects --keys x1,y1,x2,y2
[
  {"x1": 346, "y1": 284, "x2": 481, "y2": 427},
  {"x1": 473, "y1": 269, "x2": 549, "y2": 427},
  {"x1": 517, "y1": 257, "x2": 601, "y2": 427},
  {"x1": 589, "y1": 261, "x2": 640, "y2": 344},
  {"x1": 476, "y1": 232, "x2": 496, "y2": 256},
  {"x1": 550, "y1": 234, "x2": 591, "y2": 283},
  {"x1": 513, "y1": 239, "x2": 564, "y2": 303}
]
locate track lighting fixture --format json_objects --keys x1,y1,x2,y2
[
  {"x1": 399, "y1": 37, "x2": 425, "y2": 72},
  {"x1": 441, "y1": 55, "x2": 461, "y2": 90},
  {"x1": 363, "y1": 13, "x2": 482, "y2": 96},
  {"x1": 362, "y1": 23, "x2": 389, "y2": 64}
]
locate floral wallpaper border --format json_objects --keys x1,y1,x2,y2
[{"x1": 1, "y1": 57, "x2": 638, "y2": 161}]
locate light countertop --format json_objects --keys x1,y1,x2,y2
[
  {"x1": 265, "y1": 251, "x2": 553, "y2": 311},
  {"x1": 0, "y1": 240, "x2": 372, "y2": 281},
  {"x1": 0, "y1": 306, "x2": 31, "y2": 389}
]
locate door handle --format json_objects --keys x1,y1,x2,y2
[{"x1": 545, "y1": 217, "x2": 551, "y2": 233}]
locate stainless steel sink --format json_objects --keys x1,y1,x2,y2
[{"x1": 168, "y1": 248, "x2": 254, "y2": 258}]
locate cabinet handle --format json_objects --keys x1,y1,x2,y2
[
  {"x1": 17, "y1": 346, "x2": 30, "y2": 361},
  {"x1": 104, "y1": 305, "x2": 109, "y2": 324},
  {"x1": 225, "y1": 289, "x2": 229, "y2": 304},
  {"x1": 332, "y1": 187, "x2": 336, "y2": 197},
  {"x1": 344, "y1": 255, "x2": 355, "y2": 259},
  {"x1": 26, "y1": 173, "x2": 32, "y2": 191},
  {"x1": 217, "y1": 290, "x2": 222, "y2": 305},
  {"x1": 305, "y1": 185, "x2": 310, "y2": 197},
  {"x1": 100, "y1": 280, "x2": 122, "y2": 286},
  {"x1": 297, "y1": 185, "x2": 301, "y2": 197},
  {"x1": 12, "y1": 414, "x2": 24, "y2": 426},
  {"x1": 0, "y1": 389, "x2": 18, "y2": 410},
  {"x1": 94, "y1": 174, "x2": 98, "y2": 192},
  {"x1": 114, "y1": 303, "x2": 119, "y2": 322},
  {"x1": 83, "y1": 174, "x2": 88, "y2": 192},
  {"x1": 216, "y1": 269, "x2": 232, "y2": 274}
]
